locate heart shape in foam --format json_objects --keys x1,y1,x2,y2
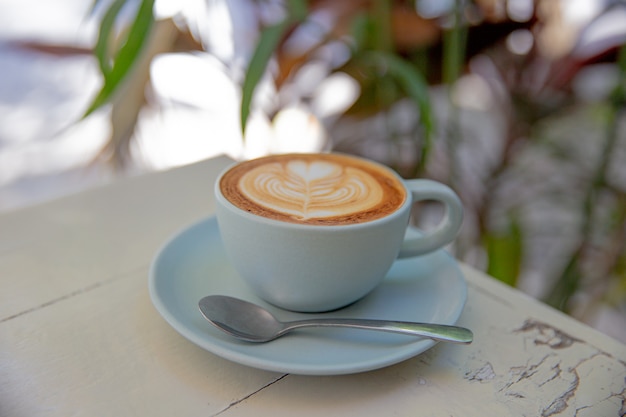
[{"x1": 239, "y1": 160, "x2": 384, "y2": 220}]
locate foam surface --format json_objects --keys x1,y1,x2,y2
[
  {"x1": 220, "y1": 154, "x2": 406, "y2": 225},
  {"x1": 239, "y1": 160, "x2": 383, "y2": 220}
]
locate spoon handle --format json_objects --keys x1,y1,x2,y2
[{"x1": 285, "y1": 319, "x2": 473, "y2": 344}]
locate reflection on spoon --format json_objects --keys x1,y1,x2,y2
[{"x1": 198, "y1": 295, "x2": 473, "y2": 344}]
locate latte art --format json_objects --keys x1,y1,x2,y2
[
  {"x1": 240, "y1": 161, "x2": 383, "y2": 220},
  {"x1": 220, "y1": 154, "x2": 406, "y2": 225}
]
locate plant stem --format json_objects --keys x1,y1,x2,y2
[
  {"x1": 441, "y1": 0, "x2": 467, "y2": 184},
  {"x1": 545, "y1": 50, "x2": 626, "y2": 309},
  {"x1": 371, "y1": 0, "x2": 393, "y2": 53},
  {"x1": 443, "y1": 0, "x2": 466, "y2": 85},
  {"x1": 544, "y1": 112, "x2": 619, "y2": 310}
]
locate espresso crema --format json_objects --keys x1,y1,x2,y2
[{"x1": 220, "y1": 154, "x2": 406, "y2": 225}]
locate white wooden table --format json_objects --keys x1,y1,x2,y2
[{"x1": 1, "y1": 156, "x2": 625, "y2": 417}]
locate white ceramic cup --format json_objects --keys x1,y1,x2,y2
[{"x1": 215, "y1": 153, "x2": 463, "y2": 312}]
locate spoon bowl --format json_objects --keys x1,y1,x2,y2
[{"x1": 198, "y1": 295, "x2": 473, "y2": 344}]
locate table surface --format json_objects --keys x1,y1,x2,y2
[{"x1": 2, "y1": 156, "x2": 625, "y2": 417}]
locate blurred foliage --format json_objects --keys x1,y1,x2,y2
[
  {"x1": 85, "y1": 0, "x2": 155, "y2": 116},
  {"x1": 485, "y1": 213, "x2": 523, "y2": 287},
  {"x1": 81, "y1": 0, "x2": 626, "y2": 320},
  {"x1": 240, "y1": 0, "x2": 308, "y2": 132}
]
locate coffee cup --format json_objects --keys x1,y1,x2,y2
[{"x1": 215, "y1": 153, "x2": 463, "y2": 312}]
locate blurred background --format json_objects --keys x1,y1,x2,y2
[{"x1": 1, "y1": 0, "x2": 625, "y2": 342}]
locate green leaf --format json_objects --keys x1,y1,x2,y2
[
  {"x1": 93, "y1": 0, "x2": 126, "y2": 78},
  {"x1": 84, "y1": 0, "x2": 155, "y2": 117},
  {"x1": 240, "y1": 21, "x2": 290, "y2": 133},
  {"x1": 485, "y1": 218, "x2": 523, "y2": 287},
  {"x1": 545, "y1": 251, "x2": 581, "y2": 311},
  {"x1": 240, "y1": 0, "x2": 307, "y2": 133}
]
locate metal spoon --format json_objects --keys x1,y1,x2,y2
[{"x1": 198, "y1": 295, "x2": 473, "y2": 344}]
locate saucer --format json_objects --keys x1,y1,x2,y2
[{"x1": 149, "y1": 217, "x2": 467, "y2": 376}]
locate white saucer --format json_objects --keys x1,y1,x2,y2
[{"x1": 149, "y1": 217, "x2": 467, "y2": 376}]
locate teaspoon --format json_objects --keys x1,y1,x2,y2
[{"x1": 198, "y1": 295, "x2": 473, "y2": 344}]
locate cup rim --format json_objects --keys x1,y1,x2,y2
[{"x1": 215, "y1": 153, "x2": 412, "y2": 230}]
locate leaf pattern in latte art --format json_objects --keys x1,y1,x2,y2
[{"x1": 239, "y1": 160, "x2": 384, "y2": 219}]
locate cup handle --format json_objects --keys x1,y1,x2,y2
[{"x1": 398, "y1": 179, "x2": 463, "y2": 258}]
